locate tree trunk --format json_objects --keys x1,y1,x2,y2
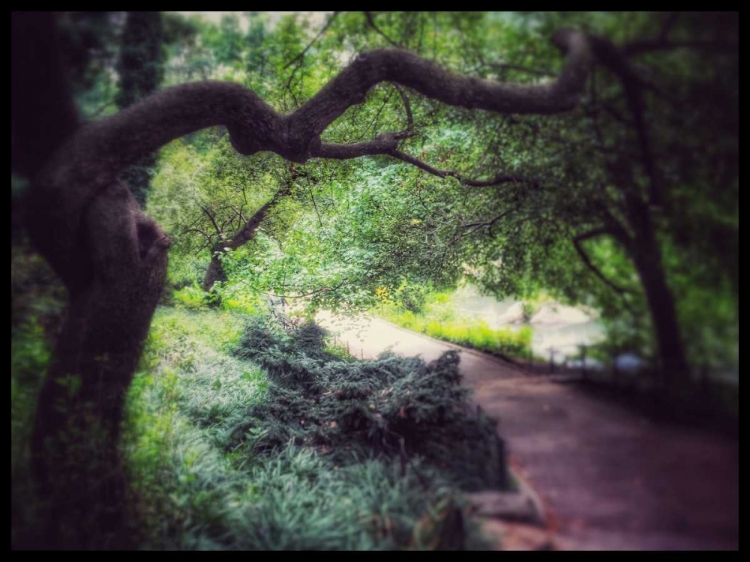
[
  {"x1": 631, "y1": 243, "x2": 692, "y2": 389},
  {"x1": 202, "y1": 187, "x2": 287, "y2": 293},
  {"x1": 116, "y1": 11, "x2": 164, "y2": 207},
  {"x1": 204, "y1": 251, "x2": 228, "y2": 292},
  {"x1": 12, "y1": 14, "x2": 598, "y2": 546},
  {"x1": 28, "y1": 182, "x2": 169, "y2": 549},
  {"x1": 624, "y1": 196, "x2": 692, "y2": 390},
  {"x1": 203, "y1": 245, "x2": 229, "y2": 294}
]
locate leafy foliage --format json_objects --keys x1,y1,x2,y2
[
  {"x1": 11, "y1": 9, "x2": 739, "y2": 550},
  {"x1": 142, "y1": 12, "x2": 736, "y2": 375}
]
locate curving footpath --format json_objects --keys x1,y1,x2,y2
[{"x1": 317, "y1": 313, "x2": 740, "y2": 550}]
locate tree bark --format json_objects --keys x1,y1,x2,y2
[
  {"x1": 632, "y1": 245, "x2": 691, "y2": 389},
  {"x1": 29, "y1": 182, "x2": 170, "y2": 548},
  {"x1": 622, "y1": 195, "x2": 691, "y2": 389}
]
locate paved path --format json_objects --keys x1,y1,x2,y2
[{"x1": 317, "y1": 314, "x2": 740, "y2": 550}]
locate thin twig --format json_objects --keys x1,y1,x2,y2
[
  {"x1": 283, "y1": 12, "x2": 340, "y2": 70},
  {"x1": 364, "y1": 12, "x2": 402, "y2": 48}
]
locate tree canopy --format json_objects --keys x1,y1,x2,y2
[
  {"x1": 11, "y1": 11, "x2": 738, "y2": 550},
  {"x1": 136, "y1": 12, "x2": 738, "y2": 370}
]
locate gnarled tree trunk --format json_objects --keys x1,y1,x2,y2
[{"x1": 29, "y1": 182, "x2": 169, "y2": 548}]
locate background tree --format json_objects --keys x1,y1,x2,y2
[{"x1": 116, "y1": 11, "x2": 165, "y2": 206}]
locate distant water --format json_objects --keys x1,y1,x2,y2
[{"x1": 451, "y1": 285, "x2": 606, "y2": 363}]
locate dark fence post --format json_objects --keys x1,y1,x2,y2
[
  {"x1": 581, "y1": 345, "x2": 587, "y2": 381},
  {"x1": 701, "y1": 363, "x2": 711, "y2": 406},
  {"x1": 549, "y1": 347, "x2": 555, "y2": 374},
  {"x1": 612, "y1": 353, "x2": 619, "y2": 390}
]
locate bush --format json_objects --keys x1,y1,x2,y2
[
  {"x1": 174, "y1": 284, "x2": 209, "y2": 310},
  {"x1": 233, "y1": 316, "x2": 509, "y2": 492},
  {"x1": 393, "y1": 281, "x2": 431, "y2": 313}
]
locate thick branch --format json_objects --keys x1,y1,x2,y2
[
  {"x1": 27, "y1": 31, "x2": 592, "y2": 290},
  {"x1": 40, "y1": 29, "x2": 592, "y2": 181},
  {"x1": 294, "y1": 30, "x2": 592, "y2": 143}
]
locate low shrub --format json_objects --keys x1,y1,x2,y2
[{"x1": 233, "y1": 317, "x2": 508, "y2": 492}]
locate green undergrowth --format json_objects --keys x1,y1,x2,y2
[
  {"x1": 122, "y1": 307, "x2": 501, "y2": 549},
  {"x1": 172, "y1": 282, "x2": 263, "y2": 315},
  {"x1": 11, "y1": 317, "x2": 53, "y2": 549},
  {"x1": 11, "y1": 237, "x2": 67, "y2": 549}
]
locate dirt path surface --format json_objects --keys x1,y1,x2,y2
[{"x1": 317, "y1": 314, "x2": 739, "y2": 550}]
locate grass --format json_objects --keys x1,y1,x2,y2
[
  {"x1": 11, "y1": 303, "x2": 500, "y2": 549},
  {"x1": 11, "y1": 317, "x2": 53, "y2": 549},
  {"x1": 119, "y1": 307, "x2": 499, "y2": 549},
  {"x1": 375, "y1": 292, "x2": 534, "y2": 360},
  {"x1": 172, "y1": 282, "x2": 264, "y2": 315}
]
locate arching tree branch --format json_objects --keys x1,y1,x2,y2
[{"x1": 26, "y1": 29, "x2": 592, "y2": 300}]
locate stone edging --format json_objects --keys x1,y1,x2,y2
[{"x1": 466, "y1": 463, "x2": 547, "y2": 526}]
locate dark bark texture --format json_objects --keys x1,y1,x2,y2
[
  {"x1": 623, "y1": 195, "x2": 691, "y2": 388},
  {"x1": 29, "y1": 182, "x2": 169, "y2": 548}
]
